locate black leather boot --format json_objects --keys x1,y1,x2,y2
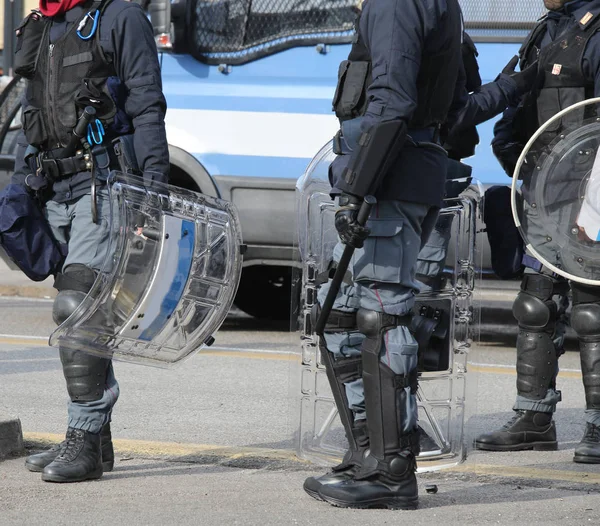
[
  {"x1": 318, "y1": 310, "x2": 420, "y2": 510},
  {"x1": 318, "y1": 448, "x2": 418, "y2": 510},
  {"x1": 474, "y1": 410, "x2": 557, "y2": 451},
  {"x1": 574, "y1": 423, "x2": 600, "y2": 464},
  {"x1": 303, "y1": 420, "x2": 369, "y2": 501},
  {"x1": 25, "y1": 423, "x2": 114, "y2": 473},
  {"x1": 41, "y1": 428, "x2": 103, "y2": 483}
]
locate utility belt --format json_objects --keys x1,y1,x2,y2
[
  {"x1": 332, "y1": 125, "x2": 441, "y2": 156},
  {"x1": 25, "y1": 133, "x2": 139, "y2": 224},
  {"x1": 26, "y1": 134, "x2": 139, "y2": 185}
]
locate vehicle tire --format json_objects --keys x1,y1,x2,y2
[{"x1": 234, "y1": 266, "x2": 294, "y2": 320}]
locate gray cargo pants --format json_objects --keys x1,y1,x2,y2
[
  {"x1": 318, "y1": 200, "x2": 439, "y2": 432},
  {"x1": 44, "y1": 188, "x2": 119, "y2": 433}
]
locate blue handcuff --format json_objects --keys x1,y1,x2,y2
[
  {"x1": 87, "y1": 119, "x2": 105, "y2": 145},
  {"x1": 76, "y1": 10, "x2": 100, "y2": 40}
]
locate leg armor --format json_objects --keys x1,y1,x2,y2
[
  {"x1": 53, "y1": 264, "x2": 110, "y2": 403},
  {"x1": 571, "y1": 284, "x2": 600, "y2": 411},
  {"x1": 312, "y1": 304, "x2": 369, "y2": 470},
  {"x1": 356, "y1": 308, "x2": 420, "y2": 480},
  {"x1": 512, "y1": 274, "x2": 562, "y2": 400}
]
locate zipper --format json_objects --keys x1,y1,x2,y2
[{"x1": 46, "y1": 42, "x2": 65, "y2": 148}]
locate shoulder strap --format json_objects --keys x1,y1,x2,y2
[{"x1": 519, "y1": 16, "x2": 549, "y2": 63}]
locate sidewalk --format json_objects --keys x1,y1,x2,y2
[{"x1": 0, "y1": 255, "x2": 55, "y2": 299}]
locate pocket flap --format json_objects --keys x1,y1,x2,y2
[
  {"x1": 336, "y1": 61, "x2": 371, "y2": 119},
  {"x1": 366, "y1": 218, "x2": 402, "y2": 237},
  {"x1": 371, "y1": 62, "x2": 387, "y2": 80}
]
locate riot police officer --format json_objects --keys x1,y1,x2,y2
[
  {"x1": 12, "y1": 0, "x2": 168, "y2": 482},
  {"x1": 303, "y1": 0, "x2": 536, "y2": 509},
  {"x1": 476, "y1": 0, "x2": 600, "y2": 464}
]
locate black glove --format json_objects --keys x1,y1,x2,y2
[
  {"x1": 502, "y1": 55, "x2": 539, "y2": 95},
  {"x1": 334, "y1": 193, "x2": 370, "y2": 249}
]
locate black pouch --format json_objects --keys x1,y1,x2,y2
[
  {"x1": 22, "y1": 106, "x2": 47, "y2": 148},
  {"x1": 111, "y1": 135, "x2": 141, "y2": 175},
  {"x1": 75, "y1": 77, "x2": 117, "y2": 122},
  {"x1": 483, "y1": 185, "x2": 524, "y2": 279},
  {"x1": 14, "y1": 11, "x2": 46, "y2": 79},
  {"x1": 332, "y1": 60, "x2": 371, "y2": 122}
]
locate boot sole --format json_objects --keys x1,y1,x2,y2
[
  {"x1": 25, "y1": 461, "x2": 45, "y2": 473},
  {"x1": 41, "y1": 467, "x2": 103, "y2": 483},
  {"x1": 26, "y1": 460, "x2": 113, "y2": 473},
  {"x1": 320, "y1": 494, "x2": 418, "y2": 510},
  {"x1": 474, "y1": 441, "x2": 557, "y2": 452},
  {"x1": 573, "y1": 454, "x2": 600, "y2": 464},
  {"x1": 303, "y1": 486, "x2": 325, "y2": 502}
]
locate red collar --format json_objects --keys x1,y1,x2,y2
[{"x1": 39, "y1": 0, "x2": 88, "y2": 17}]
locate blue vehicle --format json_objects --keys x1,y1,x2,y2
[{"x1": 0, "y1": 0, "x2": 545, "y2": 318}]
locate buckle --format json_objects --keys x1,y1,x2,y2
[
  {"x1": 41, "y1": 158, "x2": 59, "y2": 182},
  {"x1": 393, "y1": 369, "x2": 418, "y2": 394}
]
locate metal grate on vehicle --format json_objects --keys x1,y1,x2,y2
[
  {"x1": 187, "y1": 0, "x2": 548, "y2": 65},
  {"x1": 188, "y1": 0, "x2": 359, "y2": 65},
  {"x1": 459, "y1": 0, "x2": 547, "y2": 41}
]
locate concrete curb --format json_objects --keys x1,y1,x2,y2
[
  {"x1": 0, "y1": 284, "x2": 55, "y2": 299},
  {"x1": 0, "y1": 416, "x2": 24, "y2": 460}
]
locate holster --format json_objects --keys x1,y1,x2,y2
[{"x1": 111, "y1": 134, "x2": 141, "y2": 175}]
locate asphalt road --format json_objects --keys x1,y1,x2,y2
[{"x1": 1, "y1": 297, "x2": 600, "y2": 525}]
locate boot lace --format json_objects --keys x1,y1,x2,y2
[
  {"x1": 583, "y1": 423, "x2": 600, "y2": 443},
  {"x1": 56, "y1": 429, "x2": 84, "y2": 462},
  {"x1": 501, "y1": 411, "x2": 526, "y2": 430}
]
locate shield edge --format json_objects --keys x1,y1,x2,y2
[{"x1": 510, "y1": 96, "x2": 600, "y2": 286}]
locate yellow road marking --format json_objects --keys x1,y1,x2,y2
[
  {"x1": 197, "y1": 350, "x2": 298, "y2": 362},
  {"x1": 23, "y1": 432, "x2": 305, "y2": 464},
  {"x1": 23, "y1": 432, "x2": 600, "y2": 485},
  {"x1": 0, "y1": 337, "x2": 48, "y2": 347},
  {"x1": 451, "y1": 463, "x2": 600, "y2": 485},
  {"x1": 470, "y1": 364, "x2": 582, "y2": 379},
  {"x1": 0, "y1": 335, "x2": 583, "y2": 376}
]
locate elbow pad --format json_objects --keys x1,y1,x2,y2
[{"x1": 337, "y1": 119, "x2": 407, "y2": 198}]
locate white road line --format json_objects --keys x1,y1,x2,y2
[{"x1": 0, "y1": 296, "x2": 54, "y2": 303}]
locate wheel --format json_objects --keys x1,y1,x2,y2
[{"x1": 234, "y1": 266, "x2": 294, "y2": 320}]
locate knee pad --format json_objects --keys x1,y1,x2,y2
[
  {"x1": 356, "y1": 309, "x2": 412, "y2": 340},
  {"x1": 52, "y1": 264, "x2": 96, "y2": 325},
  {"x1": 512, "y1": 293, "x2": 556, "y2": 330},
  {"x1": 571, "y1": 303, "x2": 600, "y2": 340},
  {"x1": 59, "y1": 348, "x2": 110, "y2": 402}
]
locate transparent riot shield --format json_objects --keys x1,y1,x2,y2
[
  {"x1": 50, "y1": 172, "x2": 244, "y2": 367},
  {"x1": 293, "y1": 141, "x2": 481, "y2": 471},
  {"x1": 512, "y1": 97, "x2": 600, "y2": 285}
]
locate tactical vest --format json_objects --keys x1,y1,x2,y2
[
  {"x1": 514, "y1": 12, "x2": 600, "y2": 145},
  {"x1": 22, "y1": 0, "x2": 117, "y2": 152},
  {"x1": 332, "y1": 0, "x2": 462, "y2": 131}
]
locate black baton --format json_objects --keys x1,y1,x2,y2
[{"x1": 315, "y1": 195, "x2": 376, "y2": 335}]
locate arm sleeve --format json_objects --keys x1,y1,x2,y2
[
  {"x1": 109, "y1": 4, "x2": 169, "y2": 185},
  {"x1": 329, "y1": 0, "x2": 439, "y2": 195},
  {"x1": 11, "y1": 131, "x2": 29, "y2": 186},
  {"x1": 359, "y1": 0, "x2": 427, "y2": 130},
  {"x1": 449, "y1": 74, "x2": 519, "y2": 133}
]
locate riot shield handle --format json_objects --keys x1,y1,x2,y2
[{"x1": 315, "y1": 195, "x2": 376, "y2": 335}]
